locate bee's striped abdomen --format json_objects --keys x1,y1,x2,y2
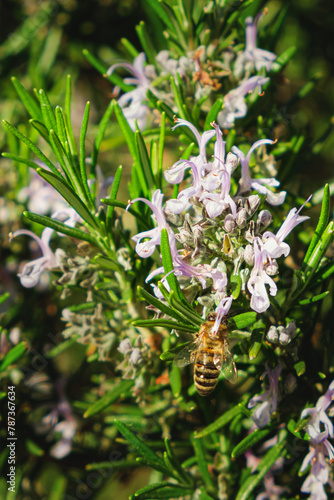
[{"x1": 194, "y1": 343, "x2": 220, "y2": 397}]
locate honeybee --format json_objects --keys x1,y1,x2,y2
[{"x1": 174, "y1": 313, "x2": 237, "y2": 396}]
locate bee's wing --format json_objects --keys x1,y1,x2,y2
[
  {"x1": 214, "y1": 350, "x2": 238, "y2": 384},
  {"x1": 173, "y1": 340, "x2": 198, "y2": 367}
]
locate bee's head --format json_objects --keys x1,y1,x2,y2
[
  {"x1": 207, "y1": 312, "x2": 228, "y2": 323},
  {"x1": 206, "y1": 312, "x2": 216, "y2": 322}
]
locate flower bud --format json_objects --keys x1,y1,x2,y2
[
  {"x1": 224, "y1": 214, "x2": 237, "y2": 234},
  {"x1": 129, "y1": 348, "x2": 142, "y2": 365},
  {"x1": 265, "y1": 259, "x2": 278, "y2": 276},
  {"x1": 267, "y1": 325, "x2": 279, "y2": 344},
  {"x1": 226, "y1": 152, "x2": 238, "y2": 173},
  {"x1": 257, "y1": 210, "x2": 273, "y2": 230},
  {"x1": 286, "y1": 320, "x2": 297, "y2": 339},
  {"x1": 236, "y1": 208, "x2": 248, "y2": 229},
  {"x1": 163, "y1": 206, "x2": 183, "y2": 226},
  {"x1": 245, "y1": 220, "x2": 255, "y2": 242},
  {"x1": 118, "y1": 339, "x2": 132, "y2": 354},
  {"x1": 278, "y1": 331, "x2": 290, "y2": 346},
  {"x1": 245, "y1": 195, "x2": 260, "y2": 216},
  {"x1": 222, "y1": 234, "x2": 234, "y2": 255},
  {"x1": 277, "y1": 325, "x2": 291, "y2": 345},
  {"x1": 240, "y1": 268, "x2": 250, "y2": 290},
  {"x1": 244, "y1": 244, "x2": 254, "y2": 265}
]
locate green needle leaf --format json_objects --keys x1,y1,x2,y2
[
  {"x1": 29, "y1": 118, "x2": 50, "y2": 142},
  {"x1": 160, "y1": 228, "x2": 194, "y2": 310},
  {"x1": 79, "y1": 101, "x2": 94, "y2": 208},
  {"x1": 0, "y1": 342, "x2": 27, "y2": 371},
  {"x1": 305, "y1": 221, "x2": 334, "y2": 280},
  {"x1": 299, "y1": 291, "x2": 330, "y2": 306},
  {"x1": 135, "y1": 21, "x2": 156, "y2": 65},
  {"x1": 132, "y1": 319, "x2": 197, "y2": 333},
  {"x1": 132, "y1": 481, "x2": 193, "y2": 499},
  {"x1": 36, "y1": 167, "x2": 99, "y2": 229},
  {"x1": 65, "y1": 75, "x2": 78, "y2": 157},
  {"x1": 164, "y1": 438, "x2": 192, "y2": 485},
  {"x1": 84, "y1": 380, "x2": 134, "y2": 418},
  {"x1": 191, "y1": 434, "x2": 215, "y2": 494},
  {"x1": 135, "y1": 130, "x2": 155, "y2": 193},
  {"x1": 231, "y1": 427, "x2": 273, "y2": 459},
  {"x1": 271, "y1": 46, "x2": 296, "y2": 73},
  {"x1": 231, "y1": 312, "x2": 257, "y2": 329},
  {"x1": 0, "y1": 292, "x2": 10, "y2": 305},
  {"x1": 101, "y1": 199, "x2": 150, "y2": 229},
  {"x1": 195, "y1": 405, "x2": 243, "y2": 438},
  {"x1": 91, "y1": 100, "x2": 114, "y2": 169},
  {"x1": 160, "y1": 341, "x2": 191, "y2": 362},
  {"x1": 113, "y1": 100, "x2": 137, "y2": 162},
  {"x1": 137, "y1": 286, "x2": 192, "y2": 324},
  {"x1": 2, "y1": 120, "x2": 62, "y2": 178},
  {"x1": 38, "y1": 88, "x2": 57, "y2": 133},
  {"x1": 1, "y1": 153, "x2": 45, "y2": 171},
  {"x1": 114, "y1": 420, "x2": 169, "y2": 475},
  {"x1": 204, "y1": 98, "x2": 223, "y2": 130},
  {"x1": 82, "y1": 49, "x2": 132, "y2": 91},
  {"x1": 236, "y1": 431, "x2": 287, "y2": 500},
  {"x1": 23, "y1": 211, "x2": 98, "y2": 246},
  {"x1": 303, "y1": 184, "x2": 330, "y2": 267},
  {"x1": 11, "y1": 77, "x2": 43, "y2": 121},
  {"x1": 105, "y1": 165, "x2": 122, "y2": 226}
]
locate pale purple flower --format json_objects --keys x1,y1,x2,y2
[
  {"x1": 107, "y1": 53, "x2": 150, "y2": 130},
  {"x1": 247, "y1": 238, "x2": 277, "y2": 314},
  {"x1": 212, "y1": 295, "x2": 233, "y2": 335},
  {"x1": 129, "y1": 189, "x2": 170, "y2": 259},
  {"x1": 234, "y1": 16, "x2": 277, "y2": 79},
  {"x1": 201, "y1": 169, "x2": 237, "y2": 218},
  {"x1": 10, "y1": 227, "x2": 58, "y2": 288},
  {"x1": 299, "y1": 380, "x2": 334, "y2": 499},
  {"x1": 129, "y1": 189, "x2": 172, "y2": 258},
  {"x1": 300, "y1": 442, "x2": 334, "y2": 500},
  {"x1": 165, "y1": 119, "x2": 216, "y2": 184},
  {"x1": 256, "y1": 475, "x2": 289, "y2": 500},
  {"x1": 217, "y1": 76, "x2": 269, "y2": 129},
  {"x1": 200, "y1": 123, "x2": 238, "y2": 217},
  {"x1": 262, "y1": 196, "x2": 311, "y2": 259},
  {"x1": 50, "y1": 419, "x2": 77, "y2": 459},
  {"x1": 248, "y1": 362, "x2": 282, "y2": 428},
  {"x1": 145, "y1": 242, "x2": 228, "y2": 296},
  {"x1": 40, "y1": 380, "x2": 77, "y2": 459},
  {"x1": 166, "y1": 159, "x2": 202, "y2": 214},
  {"x1": 156, "y1": 50, "x2": 194, "y2": 78},
  {"x1": 164, "y1": 119, "x2": 216, "y2": 214},
  {"x1": 232, "y1": 139, "x2": 286, "y2": 205}
]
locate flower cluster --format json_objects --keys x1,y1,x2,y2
[
  {"x1": 129, "y1": 118, "x2": 310, "y2": 335},
  {"x1": 117, "y1": 336, "x2": 159, "y2": 397},
  {"x1": 108, "y1": 14, "x2": 276, "y2": 131},
  {"x1": 267, "y1": 320, "x2": 297, "y2": 345},
  {"x1": 61, "y1": 304, "x2": 116, "y2": 361},
  {"x1": 299, "y1": 381, "x2": 334, "y2": 499}
]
